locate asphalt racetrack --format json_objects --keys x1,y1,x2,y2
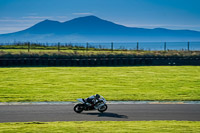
[{"x1": 0, "y1": 104, "x2": 200, "y2": 122}]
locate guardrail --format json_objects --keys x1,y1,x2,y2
[{"x1": 0, "y1": 57, "x2": 199, "y2": 66}]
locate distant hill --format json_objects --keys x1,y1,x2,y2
[{"x1": 1, "y1": 15, "x2": 200, "y2": 42}]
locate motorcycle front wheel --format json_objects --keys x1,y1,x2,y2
[
  {"x1": 98, "y1": 104, "x2": 108, "y2": 113},
  {"x1": 74, "y1": 104, "x2": 84, "y2": 113}
]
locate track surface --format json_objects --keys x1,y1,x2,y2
[{"x1": 0, "y1": 104, "x2": 200, "y2": 122}]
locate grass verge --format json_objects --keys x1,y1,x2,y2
[
  {"x1": 1, "y1": 49, "x2": 200, "y2": 58},
  {"x1": 0, "y1": 121, "x2": 200, "y2": 133},
  {"x1": 0, "y1": 66, "x2": 200, "y2": 102}
]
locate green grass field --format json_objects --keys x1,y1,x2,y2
[
  {"x1": 0, "y1": 66, "x2": 200, "y2": 102},
  {"x1": 0, "y1": 121, "x2": 200, "y2": 133}
]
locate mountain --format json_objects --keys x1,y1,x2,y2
[{"x1": 1, "y1": 15, "x2": 200, "y2": 42}]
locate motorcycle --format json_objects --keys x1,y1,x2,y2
[{"x1": 74, "y1": 97, "x2": 108, "y2": 113}]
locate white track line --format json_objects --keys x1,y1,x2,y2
[{"x1": 1, "y1": 101, "x2": 200, "y2": 105}]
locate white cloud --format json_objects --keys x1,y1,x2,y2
[
  {"x1": 0, "y1": 17, "x2": 43, "y2": 34},
  {"x1": 27, "y1": 13, "x2": 38, "y2": 16},
  {"x1": 56, "y1": 16, "x2": 68, "y2": 19},
  {"x1": 0, "y1": 26, "x2": 29, "y2": 34},
  {"x1": 72, "y1": 12, "x2": 93, "y2": 15},
  {"x1": 22, "y1": 16, "x2": 52, "y2": 19},
  {"x1": 0, "y1": 19, "x2": 38, "y2": 22},
  {"x1": 122, "y1": 23, "x2": 200, "y2": 31},
  {"x1": 123, "y1": 23, "x2": 200, "y2": 28}
]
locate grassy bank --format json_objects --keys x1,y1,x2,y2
[
  {"x1": 0, "y1": 121, "x2": 200, "y2": 133},
  {"x1": 0, "y1": 66, "x2": 199, "y2": 102},
  {"x1": 1, "y1": 49, "x2": 200, "y2": 59}
]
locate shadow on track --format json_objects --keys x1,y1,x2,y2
[{"x1": 83, "y1": 112, "x2": 128, "y2": 119}]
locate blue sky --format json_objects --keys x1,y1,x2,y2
[{"x1": 0, "y1": 0, "x2": 200, "y2": 34}]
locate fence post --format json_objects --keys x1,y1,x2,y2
[
  {"x1": 28, "y1": 42, "x2": 30, "y2": 52},
  {"x1": 164, "y1": 42, "x2": 167, "y2": 51},
  {"x1": 111, "y1": 42, "x2": 113, "y2": 52},
  {"x1": 136, "y1": 42, "x2": 139, "y2": 51},
  {"x1": 188, "y1": 42, "x2": 190, "y2": 51},
  {"x1": 86, "y1": 42, "x2": 89, "y2": 51},
  {"x1": 58, "y1": 42, "x2": 60, "y2": 52}
]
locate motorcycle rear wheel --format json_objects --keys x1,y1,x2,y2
[
  {"x1": 98, "y1": 104, "x2": 108, "y2": 113},
  {"x1": 74, "y1": 104, "x2": 84, "y2": 113}
]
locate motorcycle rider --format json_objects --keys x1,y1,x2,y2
[
  {"x1": 85, "y1": 94, "x2": 101, "y2": 109},
  {"x1": 74, "y1": 94, "x2": 107, "y2": 113}
]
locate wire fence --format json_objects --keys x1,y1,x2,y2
[{"x1": 0, "y1": 42, "x2": 200, "y2": 51}]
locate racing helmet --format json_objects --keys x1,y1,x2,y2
[{"x1": 95, "y1": 94, "x2": 100, "y2": 99}]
